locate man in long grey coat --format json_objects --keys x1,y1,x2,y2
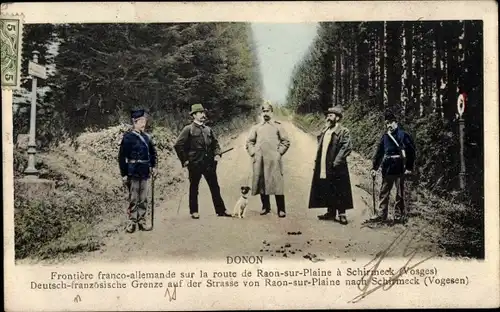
[
  {"x1": 246, "y1": 102, "x2": 291, "y2": 218},
  {"x1": 308, "y1": 106, "x2": 354, "y2": 225}
]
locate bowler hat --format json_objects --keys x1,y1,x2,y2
[
  {"x1": 190, "y1": 103, "x2": 206, "y2": 115},
  {"x1": 325, "y1": 105, "x2": 343, "y2": 118},
  {"x1": 131, "y1": 109, "x2": 146, "y2": 119}
]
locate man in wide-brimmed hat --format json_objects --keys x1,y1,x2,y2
[
  {"x1": 308, "y1": 105, "x2": 354, "y2": 225},
  {"x1": 118, "y1": 109, "x2": 158, "y2": 233},
  {"x1": 367, "y1": 110, "x2": 416, "y2": 224},
  {"x1": 174, "y1": 103, "x2": 231, "y2": 219},
  {"x1": 246, "y1": 101, "x2": 291, "y2": 218}
]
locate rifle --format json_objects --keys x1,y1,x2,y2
[{"x1": 220, "y1": 147, "x2": 234, "y2": 155}]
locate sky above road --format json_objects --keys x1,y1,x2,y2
[{"x1": 251, "y1": 23, "x2": 318, "y2": 106}]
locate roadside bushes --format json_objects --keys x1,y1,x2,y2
[{"x1": 14, "y1": 184, "x2": 106, "y2": 259}]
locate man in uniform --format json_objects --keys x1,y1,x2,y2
[
  {"x1": 174, "y1": 103, "x2": 231, "y2": 219},
  {"x1": 118, "y1": 109, "x2": 158, "y2": 233},
  {"x1": 308, "y1": 106, "x2": 354, "y2": 225},
  {"x1": 246, "y1": 101, "x2": 291, "y2": 218},
  {"x1": 368, "y1": 111, "x2": 416, "y2": 224}
]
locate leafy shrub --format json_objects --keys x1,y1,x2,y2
[{"x1": 14, "y1": 182, "x2": 109, "y2": 259}]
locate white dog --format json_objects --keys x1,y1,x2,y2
[{"x1": 232, "y1": 186, "x2": 251, "y2": 218}]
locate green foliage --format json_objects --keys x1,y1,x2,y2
[
  {"x1": 286, "y1": 21, "x2": 484, "y2": 258},
  {"x1": 14, "y1": 185, "x2": 107, "y2": 259},
  {"x1": 14, "y1": 23, "x2": 263, "y2": 147},
  {"x1": 438, "y1": 200, "x2": 484, "y2": 258}
]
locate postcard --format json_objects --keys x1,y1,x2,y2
[{"x1": 3, "y1": 1, "x2": 499, "y2": 310}]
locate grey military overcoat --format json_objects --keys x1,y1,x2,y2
[{"x1": 246, "y1": 120, "x2": 290, "y2": 196}]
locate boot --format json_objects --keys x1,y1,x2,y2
[{"x1": 126, "y1": 221, "x2": 136, "y2": 233}]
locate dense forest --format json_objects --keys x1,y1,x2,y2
[
  {"x1": 13, "y1": 23, "x2": 264, "y2": 259},
  {"x1": 13, "y1": 23, "x2": 263, "y2": 147},
  {"x1": 286, "y1": 21, "x2": 484, "y2": 257}
]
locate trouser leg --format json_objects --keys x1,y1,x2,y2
[
  {"x1": 394, "y1": 175, "x2": 405, "y2": 218},
  {"x1": 275, "y1": 195, "x2": 285, "y2": 213},
  {"x1": 203, "y1": 164, "x2": 226, "y2": 214},
  {"x1": 188, "y1": 167, "x2": 203, "y2": 214},
  {"x1": 377, "y1": 175, "x2": 396, "y2": 219},
  {"x1": 328, "y1": 178, "x2": 337, "y2": 216},
  {"x1": 337, "y1": 207, "x2": 346, "y2": 216},
  {"x1": 260, "y1": 194, "x2": 270, "y2": 211},
  {"x1": 326, "y1": 206, "x2": 335, "y2": 215},
  {"x1": 137, "y1": 179, "x2": 148, "y2": 221},
  {"x1": 129, "y1": 179, "x2": 141, "y2": 222}
]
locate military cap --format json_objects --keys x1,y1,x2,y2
[
  {"x1": 261, "y1": 100, "x2": 273, "y2": 112},
  {"x1": 384, "y1": 111, "x2": 397, "y2": 121},
  {"x1": 131, "y1": 109, "x2": 146, "y2": 119}
]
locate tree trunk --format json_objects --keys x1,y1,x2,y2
[
  {"x1": 335, "y1": 51, "x2": 342, "y2": 107},
  {"x1": 321, "y1": 44, "x2": 335, "y2": 109},
  {"x1": 369, "y1": 26, "x2": 377, "y2": 105},
  {"x1": 421, "y1": 22, "x2": 434, "y2": 117},
  {"x1": 444, "y1": 21, "x2": 459, "y2": 122},
  {"x1": 404, "y1": 22, "x2": 413, "y2": 120},
  {"x1": 386, "y1": 22, "x2": 402, "y2": 114},
  {"x1": 435, "y1": 22, "x2": 443, "y2": 117},
  {"x1": 358, "y1": 27, "x2": 370, "y2": 102},
  {"x1": 409, "y1": 23, "x2": 421, "y2": 119},
  {"x1": 378, "y1": 22, "x2": 386, "y2": 111},
  {"x1": 343, "y1": 48, "x2": 349, "y2": 107}
]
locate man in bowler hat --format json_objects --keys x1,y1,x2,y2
[
  {"x1": 308, "y1": 106, "x2": 354, "y2": 225},
  {"x1": 174, "y1": 104, "x2": 231, "y2": 219},
  {"x1": 118, "y1": 109, "x2": 158, "y2": 233},
  {"x1": 367, "y1": 111, "x2": 416, "y2": 224}
]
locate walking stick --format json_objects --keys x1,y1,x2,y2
[
  {"x1": 372, "y1": 175, "x2": 376, "y2": 217},
  {"x1": 151, "y1": 174, "x2": 155, "y2": 229}
]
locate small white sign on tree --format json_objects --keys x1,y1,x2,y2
[{"x1": 457, "y1": 93, "x2": 466, "y2": 118}]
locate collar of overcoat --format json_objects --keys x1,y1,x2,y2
[
  {"x1": 317, "y1": 123, "x2": 341, "y2": 150},
  {"x1": 260, "y1": 119, "x2": 274, "y2": 126},
  {"x1": 193, "y1": 120, "x2": 205, "y2": 127}
]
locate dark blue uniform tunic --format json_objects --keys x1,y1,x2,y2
[
  {"x1": 372, "y1": 127, "x2": 416, "y2": 176},
  {"x1": 118, "y1": 130, "x2": 157, "y2": 180}
]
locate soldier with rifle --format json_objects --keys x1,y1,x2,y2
[
  {"x1": 174, "y1": 104, "x2": 232, "y2": 219},
  {"x1": 118, "y1": 109, "x2": 158, "y2": 233}
]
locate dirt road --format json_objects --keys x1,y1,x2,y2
[{"x1": 65, "y1": 120, "x2": 441, "y2": 263}]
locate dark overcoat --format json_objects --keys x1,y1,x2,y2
[{"x1": 308, "y1": 124, "x2": 354, "y2": 210}]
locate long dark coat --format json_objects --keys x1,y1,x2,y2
[{"x1": 308, "y1": 124, "x2": 354, "y2": 210}]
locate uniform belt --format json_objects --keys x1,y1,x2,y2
[
  {"x1": 385, "y1": 155, "x2": 401, "y2": 159},
  {"x1": 127, "y1": 159, "x2": 149, "y2": 164}
]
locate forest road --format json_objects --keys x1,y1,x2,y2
[{"x1": 69, "y1": 120, "x2": 442, "y2": 263}]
